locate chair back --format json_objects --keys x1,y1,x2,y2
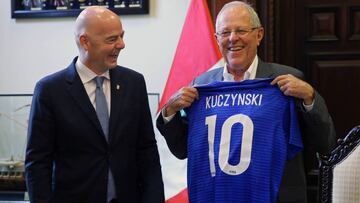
[{"x1": 318, "y1": 126, "x2": 360, "y2": 203}]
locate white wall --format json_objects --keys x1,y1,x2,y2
[{"x1": 0, "y1": 0, "x2": 191, "y2": 95}]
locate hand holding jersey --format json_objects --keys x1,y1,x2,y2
[
  {"x1": 164, "y1": 74, "x2": 314, "y2": 118},
  {"x1": 164, "y1": 86, "x2": 199, "y2": 117},
  {"x1": 271, "y1": 74, "x2": 315, "y2": 105}
]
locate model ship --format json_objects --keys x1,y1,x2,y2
[
  {"x1": 0, "y1": 156, "x2": 25, "y2": 190},
  {"x1": 0, "y1": 101, "x2": 30, "y2": 191}
]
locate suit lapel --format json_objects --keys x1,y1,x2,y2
[
  {"x1": 108, "y1": 68, "x2": 126, "y2": 141},
  {"x1": 212, "y1": 68, "x2": 224, "y2": 81},
  {"x1": 255, "y1": 59, "x2": 276, "y2": 78},
  {"x1": 65, "y1": 58, "x2": 105, "y2": 139}
]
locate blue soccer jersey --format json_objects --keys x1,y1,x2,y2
[{"x1": 186, "y1": 78, "x2": 303, "y2": 203}]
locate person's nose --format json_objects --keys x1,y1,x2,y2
[
  {"x1": 116, "y1": 38, "x2": 125, "y2": 49},
  {"x1": 229, "y1": 31, "x2": 240, "y2": 41}
]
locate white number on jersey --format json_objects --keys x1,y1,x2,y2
[{"x1": 205, "y1": 114, "x2": 254, "y2": 177}]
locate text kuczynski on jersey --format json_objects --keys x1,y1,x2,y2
[{"x1": 205, "y1": 93, "x2": 263, "y2": 109}]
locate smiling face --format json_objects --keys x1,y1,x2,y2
[
  {"x1": 215, "y1": 5, "x2": 263, "y2": 76},
  {"x1": 77, "y1": 7, "x2": 125, "y2": 74}
]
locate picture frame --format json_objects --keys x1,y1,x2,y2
[{"x1": 11, "y1": 0, "x2": 149, "y2": 19}]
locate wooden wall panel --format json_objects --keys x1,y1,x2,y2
[
  {"x1": 349, "y1": 6, "x2": 360, "y2": 40},
  {"x1": 311, "y1": 58, "x2": 360, "y2": 137},
  {"x1": 307, "y1": 6, "x2": 339, "y2": 41}
]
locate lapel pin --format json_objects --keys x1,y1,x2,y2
[{"x1": 116, "y1": 84, "x2": 120, "y2": 90}]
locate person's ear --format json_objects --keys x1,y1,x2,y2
[
  {"x1": 79, "y1": 35, "x2": 89, "y2": 51},
  {"x1": 214, "y1": 33, "x2": 220, "y2": 45},
  {"x1": 256, "y1": 27, "x2": 264, "y2": 46}
]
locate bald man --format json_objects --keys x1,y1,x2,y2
[{"x1": 25, "y1": 6, "x2": 164, "y2": 203}]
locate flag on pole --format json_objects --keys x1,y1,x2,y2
[
  {"x1": 157, "y1": 0, "x2": 222, "y2": 202},
  {"x1": 158, "y1": 0, "x2": 222, "y2": 112}
]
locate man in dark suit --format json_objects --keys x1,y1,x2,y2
[
  {"x1": 25, "y1": 6, "x2": 164, "y2": 203},
  {"x1": 157, "y1": 1, "x2": 336, "y2": 203}
]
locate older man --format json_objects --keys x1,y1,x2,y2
[{"x1": 157, "y1": 1, "x2": 335, "y2": 203}]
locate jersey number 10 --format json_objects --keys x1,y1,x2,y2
[{"x1": 205, "y1": 114, "x2": 254, "y2": 177}]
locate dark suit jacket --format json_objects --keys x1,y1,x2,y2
[
  {"x1": 157, "y1": 59, "x2": 336, "y2": 203},
  {"x1": 26, "y1": 57, "x2": 164, "y2": 203}
]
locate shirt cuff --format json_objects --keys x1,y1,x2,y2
[
  {"x1": 302, "y1": 100, "x2": 314, "y2": 112},
  {"x1": 162, "y1": 108, "x2": 176, "y2": 124}
]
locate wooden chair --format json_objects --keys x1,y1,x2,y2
[{"x1": 318, "y1": 125, "x2": 360, "y2": 203}]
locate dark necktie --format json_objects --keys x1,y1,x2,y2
[{"x1": 94, "y1": 76, "x2": 116, "y2": 202}]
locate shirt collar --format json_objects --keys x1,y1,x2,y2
[
  {"x1": 222, "y1": 55, "x2": 259, "y2": 82},
  {"x1": 75, "y1": 58, "x2": 110, "y2": 84}
]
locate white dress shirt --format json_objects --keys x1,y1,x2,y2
[
  {"x1": 75, "y1": 59, "x2": 111, "y2": 115},
  {"x1": 222, "y1": 55, "x2": 258, "y2": 81}
]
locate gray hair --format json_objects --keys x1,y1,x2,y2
[{"x1": 215, "y1": 1, "x2": 261, "y2": 31}]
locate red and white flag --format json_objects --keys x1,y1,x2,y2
[
  {"x1": 158, "y1": 0, "x2": 222, "y2": 111},
  {"x1": 157, "y1": 0, "x2": 222, "y2": 202}
]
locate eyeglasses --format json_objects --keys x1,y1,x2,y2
[{"x1": 216, "y1": 27, "x2": 259, "y2": 38}]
